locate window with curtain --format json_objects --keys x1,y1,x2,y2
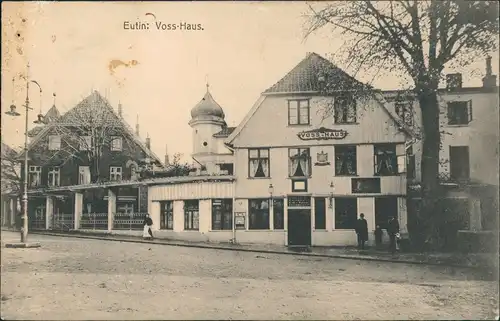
[
  {"x1": 374, "y1": 144, "x2": 397, "y2": 176},
  {"x1": 288, "y1": 148, "x2": 311, "y2": 177},
  {"x1": 335, "y1": 145, "x2": 357, "y2": 176},
  {"x1": 248, "y1": 148, "x2": 270, "y2": 178},
  {"x1": 212, "y1": 199, "x2": 233, "y2": 230},
  {"x1": 248, "y1": 199, "x2": 270, "y2": 230}
]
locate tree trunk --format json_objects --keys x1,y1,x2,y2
[
  {"x1": 415, "y1": 88, "x2": 443, "y2": 250},
  {"x1": 90, "y1": 157, "x2": 99, "y2": 183}
]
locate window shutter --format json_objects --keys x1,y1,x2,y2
[
  {"x1": 397, "y1": 155, "x2": 406, "y2": 174},
  {"x1": 467, "y1": 100, "x2": 473, "y2": 123},
  {"x1": 447, "y1": 103, "x2": 453, "y2": 124}
]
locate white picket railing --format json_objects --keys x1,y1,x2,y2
[
  {"x1": 80, "y1": 212, "x2": 108, "y2": 230},
  {"x1": 113, "y1": 212, "x2": 147, "y2": 230}
]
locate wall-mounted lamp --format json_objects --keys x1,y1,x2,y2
[
  {"x1": 268, "y1": 183, "x2": 274, "y2": 199},
  {"x1": 329, "y1": 181, "x2": 334, "y2": 208},
  {"x1": 34, "y1": 113, "x2": 45, "y2": 124}
]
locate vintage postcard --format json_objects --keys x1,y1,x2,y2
[{"x1": 1, "y1": 1, "x2": 499, "y2": 320}]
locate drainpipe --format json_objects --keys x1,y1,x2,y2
[
  {"x1": 231, "y1": 177, "x2": 236, "y2": 244},
  {"x1": 231, "y1": 146, "x2": 237, "y2": 244}
]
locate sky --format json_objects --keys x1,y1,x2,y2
[{"x1": 1, "y1": 1, "x2": 498, "y2": 163}]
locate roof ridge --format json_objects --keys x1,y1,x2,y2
[{"x1": 263, "y1": 52, "x2": 366, "y2": 94}]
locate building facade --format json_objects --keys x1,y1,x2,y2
[
  {"x1": 385, "y1": 57, "x2": 499, "y2": 247},
  {"x1": 148, "y1": 53, "x2": 410, "y2": 246},
  {"x1": 21, "y1": 90, "x2": 164, "y2": 230}
]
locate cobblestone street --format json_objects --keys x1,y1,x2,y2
[{"x1": 1, "y1": 232, "x2": 498, "y2": 320}]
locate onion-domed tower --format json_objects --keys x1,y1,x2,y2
[{"x1": 188, "y1": 84, "x2": 227, "y2": 173}]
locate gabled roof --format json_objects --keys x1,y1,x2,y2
[
  {"x1": 27, "y1": 105, "x2": 61, "y2": 137},
  {"x1": 264, "y1": 52, "x2": 367, "y2": 94},
  {"x1": 20, "y1": 90, "x2": 164, "y2": 166},
  {"x1": 213, "y1": 126, "x2": 236, "y2": 138},
  {"x1": 1, "y1": 142, "x2": 16, "y2": 157},
  {"x1": 44, "y1": 105, "x2": 61, "y2": 122},
  {"x1": 227, "y1": 52, "x2": 413, "y2": 145}
]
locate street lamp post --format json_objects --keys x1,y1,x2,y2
[{"x1": 5, "y1": 65, "x2": 43, "y2": 244}]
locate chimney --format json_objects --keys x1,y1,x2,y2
[
  {"x1": 145, "y1": 133, "x2": 151, "y2": 149},
  {"x1": 164, "y1": 144, "x2": 170, "y2": 165},
  {"x1": 446, "y1": 73, "x2": 462, "y2": 91},
  {"x1": 482, "y1": 56, "x2": 497, "y2": 88},
  {"x1": 135, "y1": 114, "x2": 140, "y2": 136},
  {"x1": 118, "y1": 102, "x2": 123, "y2": 118}
]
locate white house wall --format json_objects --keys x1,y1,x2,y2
[
  {"x1": 401, "y1": 90, "x2": 499, "y2": 186},
  {"x1": 231, "y1": 95, "x2": 407, "y2": 148}
]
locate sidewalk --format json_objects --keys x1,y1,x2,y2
[{"x1": 2, "y1": 227, "x2": 497, "y2": 270}]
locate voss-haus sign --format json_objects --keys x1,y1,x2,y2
[{"x1": 297, "y1": 127, "x2": 348, "y2": 141}]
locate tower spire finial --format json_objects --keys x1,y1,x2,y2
[
  {"x1": 205, "y1": 74, "x2": 209, "y2": 92},
  {"x1": 52, "y1": 92, "x2": 56, "y2": 106}
]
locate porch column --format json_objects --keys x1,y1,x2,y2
[
  {"x1": 1, "y1": 199, "x2": 6, "y2": 226},
  {"x1": 9, "y1": 198, "x2": 15, "y2": 227},
  {"x1": 107, "y1": 189, "x2": 116, "y2": 231},
  {"x1": 74, "y1": 192, "x2": 83, "y2": 230},
  {"x1": 283, "y1": 197, "x2": 288, "y2": 245},
  {"x1": 46, "y1": 196, "x2": 54, "y2": 230},
  {"x1": 469, "y1": 198, "x2": 482, "y2": 231}
]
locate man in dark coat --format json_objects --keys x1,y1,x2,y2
[
  {"x1": 355, "y1": 213, "x2": 368, "y2": 250},
  {"x1": 387, "y1": 216, "x2": 400, "y2": 254}
]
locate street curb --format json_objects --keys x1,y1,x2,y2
[{"x1": 22, "y1": 230, "x2": 481, "y2": 269}]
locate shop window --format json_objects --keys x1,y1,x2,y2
[
  {"x1": 248, "y1": 199, "x2": 270, "y2": 230},
  {"x1": 212, "y1": 199, "x2": 233, "y2": 230}
]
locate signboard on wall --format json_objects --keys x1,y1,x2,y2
[
  {"x1": 234, "y1": 212, "x2": 246, "y2": 229},
  {"x1": 297, "y1": 127, "x2": 347, "y2": 141}
]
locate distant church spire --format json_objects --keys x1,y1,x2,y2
[{"x1": 135, "y1": 114, "x2": 140, "y2": 136}]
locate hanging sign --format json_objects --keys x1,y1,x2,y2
[
  {"x1": 297, "y1": 127, "x2": 347, "y2": 141},
  {"x1": 234, "y1": 212, "x2": 246, "y2": 230}
]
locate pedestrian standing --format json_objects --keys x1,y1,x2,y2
[
  {"x1": 143, "y1": 214, "x2": 154, "y2": 240},
  {"x1": 374, "y1": 225, "x2": 383, "y2": 248},
  {"x1": 387, "y1": 216, "x2": 400, "y2": 254},
  {"x1": 355, "y1": 213, "x2": 368, "y2": 250}
]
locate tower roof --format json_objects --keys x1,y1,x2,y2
[{"x1": 190, "y1": 86, "x2": 225, "y2": 119}]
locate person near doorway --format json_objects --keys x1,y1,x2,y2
[
  {"x1": 355, "y1": 213, "x2": 368, "y2": 250},
  {"x1": 387, "y1": 216, "x2": 400, "y2": 254},
  {"x1": 374, "y1": 225, "x2": 383, "y2": 248},
  {"x1": 142, "y1": 214, "x2": 154, "y2": 240}
]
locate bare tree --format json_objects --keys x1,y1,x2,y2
[
  {"x1": 1, "y1": 143, "x2": 21, "y2": 196},
  {"x1": 306, "y1": 1, "x2": 499, "y2": 248},
  {"x1": 32, "y1": 93, "x2": 138, "y2": 183}
]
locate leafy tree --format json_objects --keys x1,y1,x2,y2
[
  {"x1": 306, "y1": 0, "x2": 499, "y2": 249},
  {"x1": 139, "y1": 152, "x2": 194, "y2": 179}
]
